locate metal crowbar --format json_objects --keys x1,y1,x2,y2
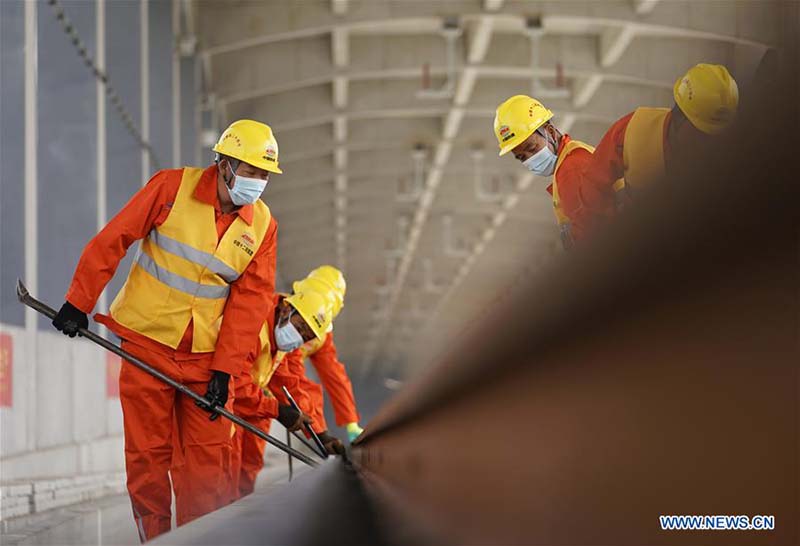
[
  {"x1": 16, "y1": 279, "x2": 318, "y2": 468},
  {"x1": 282, "y1": 386, "x2": 329, "y2": 459}
]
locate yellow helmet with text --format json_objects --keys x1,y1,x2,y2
[
  {"x1": 494, "y1": 95, "x2": 554, "y2": 156},
  {"x1": 213, "y1": 119, "x2": 283, "y2": 174},
  {"x1": 673, "y1": 64, "x2": 739, "y2": 135},
  {"x1": 284, "y1": 289, "x2": 333, "y2": 341}
]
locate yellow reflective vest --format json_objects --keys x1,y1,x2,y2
[
  {"x1": 109, "y1": 167, "x2": 271, "y2": 352},
  {"x1": 251, "y1": 324, "x2": 286, "y2": 389},
  {"x1": 622, "y1": 107, "x2": 669, "y2": 189}
]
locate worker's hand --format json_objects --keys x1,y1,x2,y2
[
  {"x1": 318, "y1": 431, "x2": 346, "y2": 456},
  {"x1": 52, "y1": 301, "x2": 88, "y2": 338},
  {"x1": 345, "y1": 422, "x2": 364, "y2": 443},
  {"x1": 196, "y1": 370, "x2": 230, "y2": 420},
  {"x1": 277, "y1": 404, "x2": 311, "y2": 432}
]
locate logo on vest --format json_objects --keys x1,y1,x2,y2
[{"x1": 233, "y1": 233, "x2": 255, "y2": 257}]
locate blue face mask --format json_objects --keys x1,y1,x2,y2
[
  {"x1": 225, "y1": 163, "x2": 268, "y2": 206},
  {"x1": 522, "y1": 133, "x2": 558, "y2": 177},
  {"x1": 274, "y1": 310, "x2": 304, "y2": 352}
]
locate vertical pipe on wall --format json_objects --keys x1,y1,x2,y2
[
  {"x1": 96, "y1": 0, "x2": 107, "y2": 334},
  {"x1": 172, "y1": 0, "x2": 180, "y2": 166},
  {"x1": 23, "y1": 0, "x2": 38, "y2": 452},
  {"x1": 140, "y1": 0, "x2": 150, "y2": 180}
]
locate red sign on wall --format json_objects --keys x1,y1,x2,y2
[
  {"x1": 106, "y1": 353, "x2": 121, "y2": 398},
  {"x1": 0, "y1": 333, "x2": 12, "y2": 407}
]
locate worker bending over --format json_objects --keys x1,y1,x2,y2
[
  {"x1": 494, "y1": 95, "x2": 606, "y2": 249},
  {"x1": 51, "y1": 120, "x2": 281, "y2": 541},
  {"x1": 228, "y1": 288, "x2": 337, "y2": 501},
  {"x1": 292, "y1": 266, "x2": 364, "y2": 444},
  {"x1": 580, "y1": 63, "x2": 739, "y2": 214}
]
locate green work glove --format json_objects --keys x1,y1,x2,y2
[{"x1": 346, "y1": 422, "x2": 363, "y2": 443}]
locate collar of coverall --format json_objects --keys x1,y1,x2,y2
[{"x1": 194, "y1": 164, "x2": 255, "y2": 225}]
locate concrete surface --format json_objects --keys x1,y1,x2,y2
[{"x1": 1, "y1": 457, "x2": 300, "y2": 545}]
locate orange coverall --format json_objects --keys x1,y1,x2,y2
[
  {"x1": 543, "y1": 135, "x2": 612, "y2": 244},
  {"x1": 65, "y1": 165, "x2": 277, "y2": 541},
  {"x1": 296, "y1": 332, "x2": 360, "y2": 434},
  {"x1": 580, "y1": 111, "x2": 673, "y2": 216},
  {"x1": 228, "y1": 293, "x2": 311, "y2": 501}
]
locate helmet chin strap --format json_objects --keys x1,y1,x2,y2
[
  {"x1": 223, "y1": 158, "x2": 241, "y2": 186},
  {"x1": 537, "y1": 126, "x2": 558, "y2": 153}
]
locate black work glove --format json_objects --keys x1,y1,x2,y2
[
  {"x1": 318, "y1": 431, "x2": 346, "y2": 456},
  {"x1": 277, "y1": 404, "x2": 311, "y2": 432},
  {"x1": 196, "y1": 370, "x2": 230, "y2": 420},
  {"x1": 52, "y1": 301, "x2": 89, "y2": 338}
]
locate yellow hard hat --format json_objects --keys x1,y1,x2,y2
[
  {"x1": 293, "y1": 277, "x2": 339, "y2": 313},
  {"x1": 284, "y1": 289, "x2": 332, "y2": 341},
  {"x1": 307, "y1": 265, "x2": 346, "y2": 311},
  {"x1": 212, "y1": 119, "x2": 283, "y2": 174},
  {"x1": 673, "y1": 64, "x2": 739, "y2": 135},
  {"x1": 494, "y1": 95, "x2": 554, "y2": 156}
]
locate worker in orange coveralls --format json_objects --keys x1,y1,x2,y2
[
  {"x1": 292, "y1": 266, "x2": 364, "y2": 445},
  {"x1": 51, "y1": 120, "x2": 282, "y2": 542},
  {"x1": 579, "y1": 63, "x2": 739, "y2": 218},
  {"x1": 494, "y1": 95, "x2": 613, "y2": 250},
  {"x1": 227, "y1": 288, "x2": 340, "y2": 501}
]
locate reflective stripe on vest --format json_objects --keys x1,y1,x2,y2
[
  {"x1": 622, "y1": 107, "x2": 669, "y2": 189},
  {"x1": 148, "y1": 229, "x2": 240, "y2": 283},
  {"x1": 135, "y1": 251, "x2": 230, "y2": 299},
  {"x1": 109, "y1": 167, "x2": 271, "y2": 351}
]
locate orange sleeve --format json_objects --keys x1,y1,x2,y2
[
  {"x1": 580, "y1": 112, "x2": 633, "y2": 213},
  {"x1": 299, "y1": 374, "x2": 327, "y2": 434},
  {"x1": 65, "y1": 170, "x2": 180, "y2": 313},
  {"x1": 210, "y1": 216, "x2": 278, "y2": 376},
  {"x1": 309, "y1": 333, "x2": 360, "y2": 426},
  {"x1": 277, "y1": 350, "x2": 329, "y2": 434}
]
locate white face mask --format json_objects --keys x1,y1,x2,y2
[
  {"x1": 522, "y1": 144, "x2": 558, "y2": 177},
  {"x1": 226, "y1": 163, "x2": 268, "y2": 206},
  {"x1": 274, "y1": 310, "x2": 304, "y2": 352}
]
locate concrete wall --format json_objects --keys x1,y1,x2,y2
[
  {"x1": 0, "y1": 326, "x2": 123, "y2": 477},
  {"x1": 0, "y1": 0, "x2": 200, "y2": 493}
]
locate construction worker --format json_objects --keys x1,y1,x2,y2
[
  {"x1": 228, "y1": 288, "x2": 337, "y2": 501},
  {"x1": 494, "y1": 95, "x2": 605, "y2": 249},
  {"x1": 292, "y1": 266, "x2": 364, "y2": 445},
  {"x1": 51, "y1": 119, "x2": 282, "y2": 541},
  {"x1": 580, "y1": 63, "x2": 739, "y2": 215}
]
